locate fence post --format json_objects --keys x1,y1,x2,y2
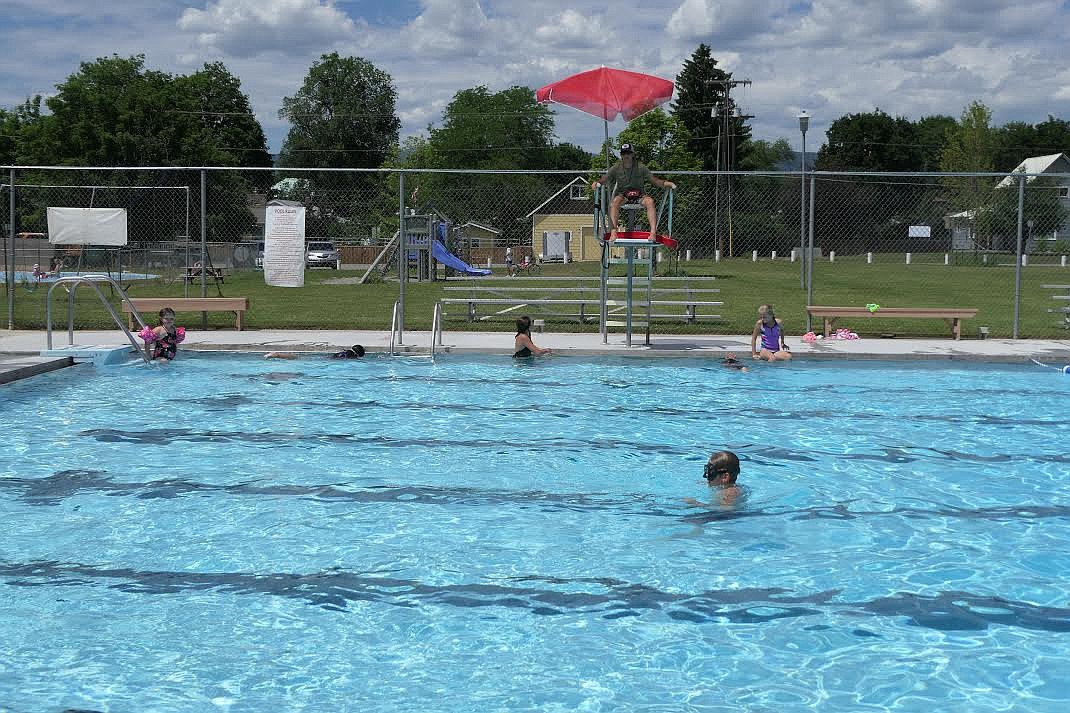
[
  {"x1": 829, "y1": 251, "x2": 835, "y2": 263},
  {"x1": 199, "y1": 170, "x2": 208, "y2": 329},
  {"x1": 866, "y1": 252, "x2": 872, "y2": 264},
  {"x1": 805, "y1": 174, "x2": 816, "y2": 331},
  {"x1": 6, "y1": 168, "x2": 14, "y2": 330},
  {"x1": 1013, "y1": 175, "x2": 1025, "y2": 338},
  {"x1": 771, "y1": 250, "x2": 777, "y2": 260},
  {"x1": 685, "y1": 249, "x2": 691, "y2": 261},
  {"x1": 905, "y1": 252, "x2": 911, "y2": 264},
  {"x1": 715, "y1": 249, "x2": 721, "y2": 262},
  {"x1": 751, "y1": 250, "x2": 758, "y2": 262},
  {"x1": 398, "y1": 172, "x2": 406, "y2": 343}
]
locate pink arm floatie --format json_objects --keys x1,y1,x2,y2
[
  {"x1": 175, "y1": 327, "x2": 186, "y2": 343},
  {"x1": 138, "y1": 326, "x2": 158, "y2": 343}
]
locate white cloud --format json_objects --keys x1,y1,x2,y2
[{"x1": 178, "y1": 0, "x2": 362, "y2": 58}]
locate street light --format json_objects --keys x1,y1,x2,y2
[{"x1": 798, "y1": 112, "x2": 809, "y2": 289}]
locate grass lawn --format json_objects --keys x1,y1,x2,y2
[{"x1": 3, "y1": 256, "x2": 1068, "y2": 338}]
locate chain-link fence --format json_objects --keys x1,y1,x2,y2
[{"x1": 3, "y1": 166, "x2": 1068, "y2": 336}]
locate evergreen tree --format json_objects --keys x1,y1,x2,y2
[{"x1": 671, "y1": 44, "x2": 752, "y2": 171}]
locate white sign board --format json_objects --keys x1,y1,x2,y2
[
  {"x1": 908, "y1": 225, "x2": 931, "y2": 238},
  {"x1": 264, "y1": 205, "x2": 305, "y2": 288},
  {"x1": 47, "y1": 207, "x2": 128, "y2": 245}
]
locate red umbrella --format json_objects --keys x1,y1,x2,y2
[{"x1": 537, "y1": 67, "x2": 675, "y2": 168}]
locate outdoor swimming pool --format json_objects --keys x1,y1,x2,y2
[
  {"x1": 1, "y1": 270, "x2": 159, "y2": 283},
  {"x1": 1, "y1": 354, "x2": 1068, "y2": 711}
]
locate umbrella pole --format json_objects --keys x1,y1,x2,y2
[{"x1": 603, "y1": 119, "x2": 611, "y2": 171}]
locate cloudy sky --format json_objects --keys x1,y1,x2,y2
[{"x1": 2, "y1": 0, "x2": 1069, "y2": 158}]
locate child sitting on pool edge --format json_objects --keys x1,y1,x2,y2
[{"x1": 751, "y1": 304, "x2": 792, "y2": 361}]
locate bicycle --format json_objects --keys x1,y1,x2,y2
[{"x1": 509, "y1": 259, "x2": 541, "y2": 277}]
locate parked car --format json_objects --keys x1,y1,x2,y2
[{"x1": 305, "y1": 240, "x2": 341, "y2": 269}]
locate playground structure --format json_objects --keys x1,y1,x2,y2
[{"x1": 361, "y1": 212, "x2": 490, "y2": 284}]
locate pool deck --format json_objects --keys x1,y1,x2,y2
[{"x1": 1, "y1": 328, "x2": 1069, "y2": 383}]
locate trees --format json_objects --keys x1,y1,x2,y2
[
  {"x1": 616, "y1": 108, "x2": 701, "y2": 172},
  {"x1": 428, "y1": 85, "x2": 556, "y2": 170},
  {"x1": 941, "y1": 101, "x2": 999, "y2": 250},
  {"x1": 177, "y1": 62, "x2": 273, "y2": 170},
  {"x1": 0, "y1": 98, "x2": 40, "y2": 165},
  {"x1": 672, "y1": 44, "x2": 752, "y2": 171},
  {"x1": 409, "y1": 86, "x2": 562, "y2": 244},
  {"x1": 914, "y1": 115, "x2": 957, "y2": 172},
  {"x1": 277, "y1": 52, "x2": 400, "y2": 170},
  {"x1": 815, "y1": 110, "x2": 921, "y2": 171},
  {"x1": 14, "y1": 55, "x2": 269, "y2": 169},
  {"x1": 276, "y1": 53, "x2": 401, "y2": 239}
]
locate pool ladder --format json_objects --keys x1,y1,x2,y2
[
  {"x1": 389, "y1": 301, "x2": 444, "y2": 358},
  {"x1": 45, "y1": 274, "x2": 150, "y2": 363},
  {"x1": 430, "y1": 302, "x2": 443, "y2": 359}
]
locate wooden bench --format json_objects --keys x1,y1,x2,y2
[
  {"x1": 122, "y1": 297, "x2": 250, "y2": 330},
  {"x1": 806, "y1": 306, "x2": 978, "y2": 340},
  {"x1": 1042, "y1": 284, "x2": 1070, "y2": 329}
]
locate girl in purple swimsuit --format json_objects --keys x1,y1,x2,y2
[{"x1": 750, "y1": 304, "x2": 792, "y2": 362}]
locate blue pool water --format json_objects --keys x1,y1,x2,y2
[
  {"x1": 1, "y1": 270, "x2": 159, "y2": 283},
  {"x1": 1, "y1": 354, "x2": 1068, "y2": 711}
]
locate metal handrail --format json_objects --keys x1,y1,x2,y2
[
  {"x1": 430, "y1": 302, "x2": 443, "y2": 358},
  {"x1": 388, "y1": 300, "x2": 402, "y2": 356},
  {"x1": 46, "y1": 274, "x2": 149, "y2": 362}
]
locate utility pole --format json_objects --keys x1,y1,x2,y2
[{"x1": 708, "y1": 78, "x2": 751, "y2": 258}]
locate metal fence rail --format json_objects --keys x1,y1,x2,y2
[{"x1": 3, "y1": 165, "x2": 1068, "y2": 337}]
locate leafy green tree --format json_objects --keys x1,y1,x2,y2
[
  {"x1": 18, "y1": 55, "x2": 178, "y2": 166},
  {"x1": 544, "y1": 142, "x2": 592, "y2": 171},
  {"x1": 914, "y1": 115, "x2": 957, "y2": 171},
  {"x1": 1034, "y1": 116, "x2": 1070, "y2": 155},
  {"x1": 815, "y1": 110, "x2": 920, "y2": 171},
  {"x1": 739, "y1": 139, "x2": 794, "y2": 171},
  {"x1": 413, "y1": 86, "x2": 560, "y2": 244},
  {"x1": 0, "y1": 97, "x2": 41, "y2": 165},
  {"x1": 277, "y1": 53, "x2": 401, "y2": 239},
  {"x1": 177, "y1": 62, "x2": 273, "y2": 169},
  {"x1": 428, "y1": 85, "x2": 555, "y2": 169},
  {"x1": 16, "y1": 56, "x2": 269, "y2": 171},
  {"x1": 993, "y1": 121, "x2": 1038, "y2": 173},
  {"x1": 617, "y1": 108, "x2": 701, "y2": 172},
  {"x1": 277, "y1": 52, "x2": 400, "y2": 170},
  {"x1": 941, "y1": 101, "x2": 999, "y2": 249}
]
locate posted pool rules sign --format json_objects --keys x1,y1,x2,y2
[{"x1": 264, "y1": 206, "x2": 306, "y2": 287}]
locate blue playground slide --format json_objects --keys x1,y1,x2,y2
[{"x1": 431, "y1": 239, "x2": 491, "y2": 276}]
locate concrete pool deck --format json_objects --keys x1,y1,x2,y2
[{"x1": 1, "y1": 328, "x2": 1069, "y2": 384}]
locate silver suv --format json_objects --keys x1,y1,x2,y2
[{"x1": 305, "y1": 240, "x2": 341, "y2": 269}]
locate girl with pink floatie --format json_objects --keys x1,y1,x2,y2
[{"x1": 139, "y1": 307, "x2": 186, "y2": 362}]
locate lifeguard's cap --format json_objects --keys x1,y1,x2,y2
[{"x1": 620, "y1": 143, "x2": 634, "y2": 154}]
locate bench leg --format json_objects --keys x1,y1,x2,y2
[
  {"x1": 128, "y1": 314, "x2": 134, "y2": 330},
  {"x1": 823, "y1": 317, "x2": 834, "y2": 337},
  {"x1": 951, "y1": 318, "x2": 960, "y2": 340},
  {"x1": 235, "y1": 311, "x2": 243, "y2": 331}
]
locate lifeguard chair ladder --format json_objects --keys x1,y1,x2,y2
[{"x1": 594, "y1": 186, "x2": 675, "y2": 346}]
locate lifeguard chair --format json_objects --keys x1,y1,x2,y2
[{"x1": 593, "y1": 186, "x2": 676, "y2": 346}]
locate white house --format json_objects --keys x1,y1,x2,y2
[{"x1": 949, "y1": 153, "x2": 1070, "y2": 250}]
